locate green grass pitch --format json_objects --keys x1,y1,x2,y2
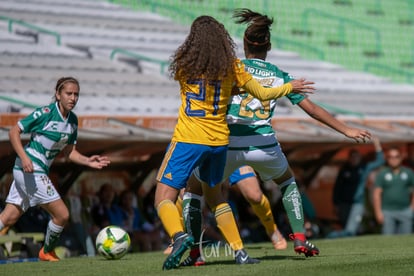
[{"x1": 1, "y1": 234, "x2": 413, "y2": 276}]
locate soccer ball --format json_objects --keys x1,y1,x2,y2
[{"x1": 95, "y1": 226, "x2": 131, "y2": 260}]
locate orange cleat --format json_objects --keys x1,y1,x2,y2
[
  {"x1": 39, "y1": 247, "x2": 60, "y2": 262},
  {"x1": 270, "y1": 229, "x2": 288, "y2": 250}
]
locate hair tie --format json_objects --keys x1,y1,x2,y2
[
  {"x1": 243, "y1": 35, "x2": 269, "y2": 46},
  {"x1": 56, "y1": 78, "x2": 78, "y2": 92}
]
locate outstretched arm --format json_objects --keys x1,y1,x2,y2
[
  {"x1": 241, "y1": 77, "x2": 315, "y2": 101},
  {"x1": 298, "y1": 98, "x2": 371, "y2": 143},
  {"x1": 65, "y1": 144, "x2": 110, "y2": 169}
]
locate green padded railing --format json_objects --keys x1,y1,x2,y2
[
  {"x1": 112, "y1": 0, "x2": 326, "y2": 63},
  {"x1": 108, "y1": 0, "x2": 197, "y2": 20},
  {"x1": 300, "y1": 8, "x2": 382, "y2": 55},
  {"x1": 0, "y1": 15, "x2": 61, "y2": 46},
  {"x1": 110, "y1": 48, "x2": 170, "y2": 74},
  {"x1": 272, "y1": 36, "x2": 325, "y2": 60},
  {"x1": 233, "y1": 25, "x2": 325, "y2": 60},
  {"x1": 0, "y1": 95, "x2": 39, "y2": 109},
  {"x1": 106, "y1": 0, "x2": 412, "y2": 85},
  {"x1": 364, "y1": 63, "x2": 414, "y2": 83},
  {"x1": 398, "y1": 0, "x2": 414, "y2": 25},
  {"x1": 140, "y1": 0, "x2": 196, "y2": 19}
]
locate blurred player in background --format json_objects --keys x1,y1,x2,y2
[
  {"x1": 154, "y1": 15, "x2": 315, "y2": 270},
  {"x1": 0, "y1": 77, "x2": 110, "y2": 261},
  {"x1": 328, "y1": 136, "x2": 384, "y2": 238},
  {"x1": 373, "y1": 147, "x2": 414, "y2": 235}
]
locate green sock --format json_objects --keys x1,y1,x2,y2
[
  {"x1": 44, "y1": 221, "x2": 64, "y2": 253},
  {"x1": 280, "y1": 181, "x2": 305, "y2": 234},
  {"x1": 182, "y1": 192, "x2": 202, "y2": 248}
]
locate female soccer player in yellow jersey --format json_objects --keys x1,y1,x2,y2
[
  {"x1": 181, "y1": 9, "x2": 372, "y2": 264},
  {"x1": 154, "y1": 15, "x2": 315, "y2": 270}
]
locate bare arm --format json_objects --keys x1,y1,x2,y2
[
  {"x1": 297, "y1": 98, "x2": 371, "y2": 143},
  {"x1": 372, "y1": 187, "x2": 384, "y2": 224},
  {"x1": 65, "y1": 144, "x2": 110, "y2": 169},
  {"x1": 9, "y1": 125, "x2": 34, "y2": 173},
  {"x1": 372, "y1": 135, "x2": 382, "y2": 152}
]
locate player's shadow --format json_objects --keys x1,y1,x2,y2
[
  {"x1": 203, "y1": 254, "x2": 304, "y2": 266},
  {"x1": 204, "y1": 252, "x2": 326, "y2": 266}
]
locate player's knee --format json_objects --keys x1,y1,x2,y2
[
  {"x1": 0, "y1": 216, "x2": 18, "y2": 227},
  {"x1": 56, "y1": 210, "x2": 70, "y2": 226},
  {"x1": 0, "y1": 211, "x2": 21, "y2": 227},
  {"x1": 246, "y1": 193, "x2": 262, "y2": 205}
]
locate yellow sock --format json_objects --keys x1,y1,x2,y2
[
  {"x1": 214, "y1": 203, "x2": 243, "y2": 251},
  {"x1": 156, "y1": 199, "x2": 184, "y2": 238},
  {"x1": 175, "y1": 196, "x2": 184, "y2": 229},
  {"x1": 250, "y1": 195, "x2": 277, "y2": 237}
]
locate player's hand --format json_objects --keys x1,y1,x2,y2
[
  {"x1": 88, "y1": 155, "x2": 111, "y2": 169},
  {"x1": 345, "y1": 128, "x2": 371, "y2": 143},
  {"x1": 290, "y1": 78, "x2": 315, "y2": 94},
  {"x1": 21, "y1": 156, "x2": 34, "y2": 173}
]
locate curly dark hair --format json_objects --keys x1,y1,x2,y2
[
  {"x1": 169, "y1": 15, "x2": 237, "y2": 80},
  {"x1": 233, "y1": 8, "x2": 273, "y2": 54}
]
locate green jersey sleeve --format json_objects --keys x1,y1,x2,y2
[{"x1": 283, "y1": 72, "x2": 306, "y2": 105}]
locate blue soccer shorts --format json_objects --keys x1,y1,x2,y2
[{"x1": 156, "y1": 141, "x2": 228, "y2": 189}]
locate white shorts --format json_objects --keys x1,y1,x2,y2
[
  {"x1": 223, "y1": 145, "x2": 289, "y2": 182},
  {"x1": 6, "y1": 169, "x2": 61, "y2": 212}
]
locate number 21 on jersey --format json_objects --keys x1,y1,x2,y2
[{"x1": 185, "y1": 79, "x2": 221, "y2": 117}]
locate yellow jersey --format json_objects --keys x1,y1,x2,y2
[{"x1": 172, "y1": 59, "x2": 252, "y2": 146}]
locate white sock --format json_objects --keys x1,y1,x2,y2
[
  {"x1": 44, "y1": 220, "x2": 64, "y2": 252},
  {"x1": 48, "y1": 220, "x2": 64, "y2": 233}
]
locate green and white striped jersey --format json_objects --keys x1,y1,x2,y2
[
  {"x1": 227, "y1": 58, "x2": 305, "y2": 150},
  {"x1": 16, "y1": 102, "x2": 78, "y2": 174}
]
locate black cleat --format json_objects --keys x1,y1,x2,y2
[
  {"x1": 235, "y1": 249, "x2": 260, "y2": 264},
  {"x1": 181, "y1": 248, "x2": 206, "y2": 267},
  {"x1": 290, "y1": 234, "x2": 320, "y2": 257},
  {"x1": 181, "y1": 255, "x2": 206, "y2": 267},
  {"x1": 162, "y1": 232, "x2": 194, "y2": 270}
]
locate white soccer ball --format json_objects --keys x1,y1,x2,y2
[{"x1": 95, "y1": 226, "x2": 131, "y2": 260}]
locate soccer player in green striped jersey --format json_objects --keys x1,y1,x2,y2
[
  {"x1": 224, "y1": 9, "x2": 371, "y2": 256},
  {"x1": 0, "y1": 77, "x2": 110, "y2": 261}
]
